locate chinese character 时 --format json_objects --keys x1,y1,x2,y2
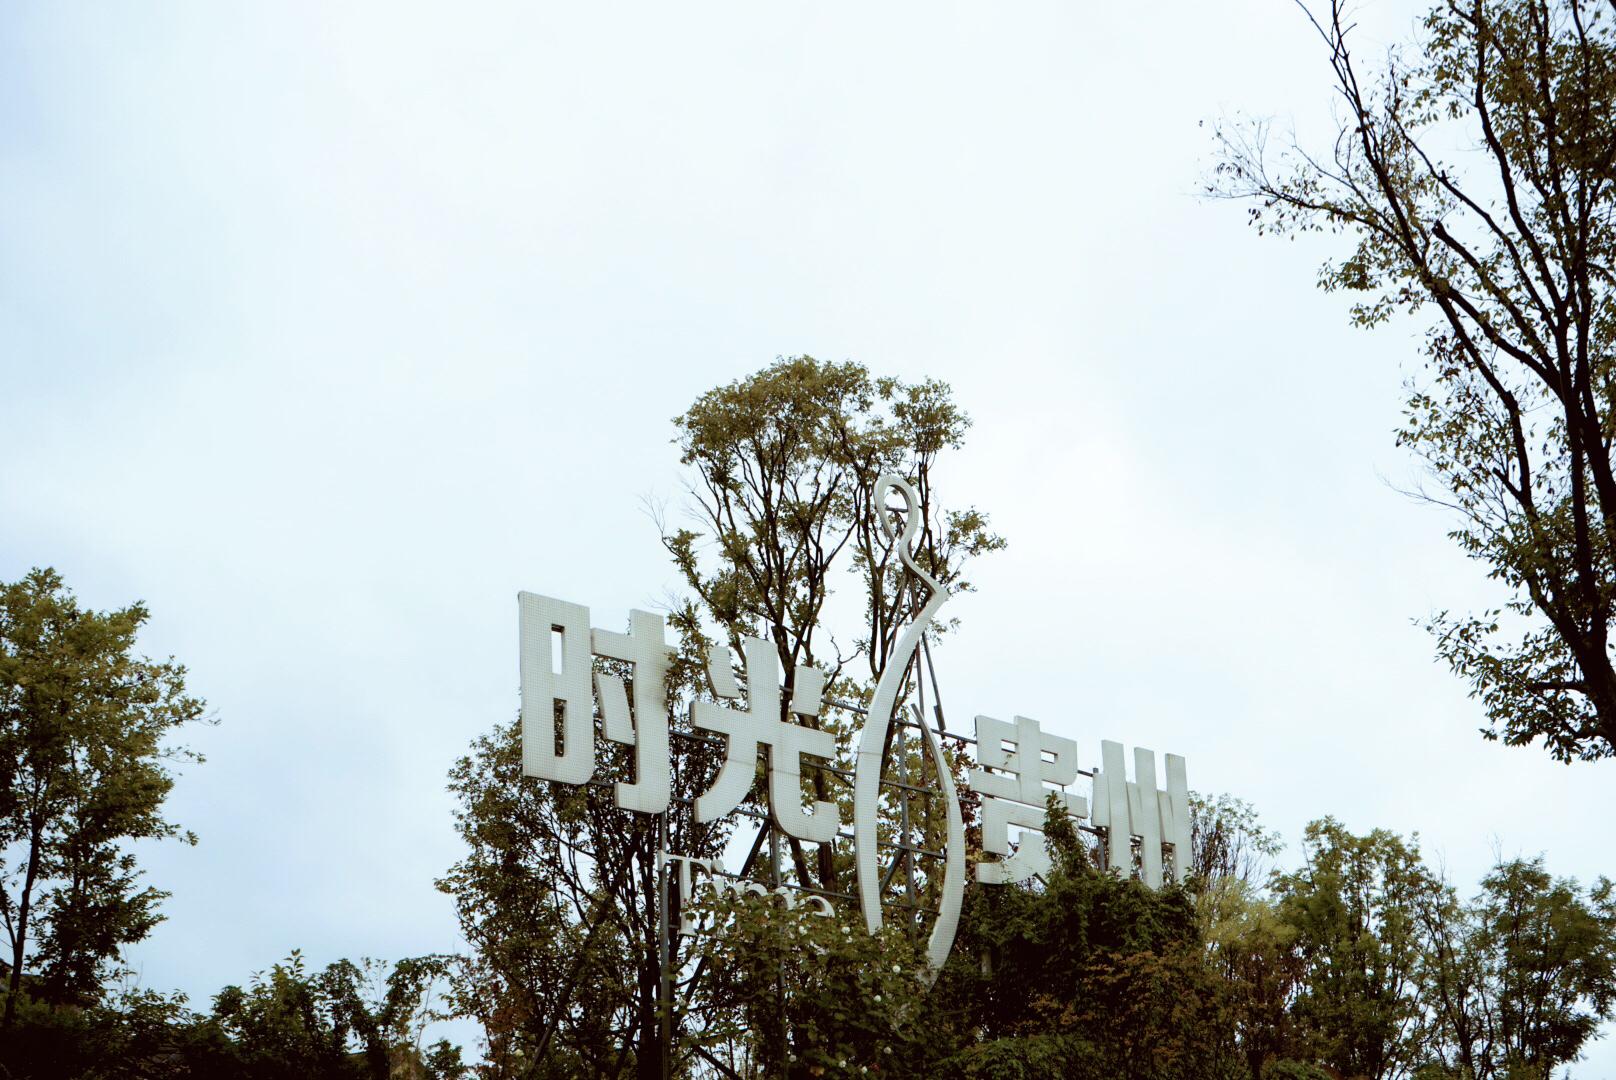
[
  {"x1": 1090, "y1": 740, "x2": 1190, "y2": 887},
  {"x1": 517, "y1": 592, "x2": 674, "y2": 814},
  {"x1": 968, "y1": 714, "x2": 1088, "y2": 885},
  {"x1": 691, "y1": 638, "x2": 839, "y2": 844}
]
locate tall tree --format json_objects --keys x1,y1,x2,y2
[
  {"x1": 436, "y1": 612, "x2": 725, "y2": 1079},
  {"x1": 1272, "y1": 819, "x2": 1441, "y2": 1080},
  {"x1": 1189, "y1": 793, "x2": 1283, "y2": 888},
  {"x1": 1413, "y1": 877, "x2": 1497, "y2": 1079},
  {"x1": 0, "y1": 568, "x2": 206, "y2": 1023},
  {"x1": 1475, "y1": 858, "x2": 1616, "y2": 1074},
  {"x1": 1419, "y1": 856, "x2": 1616, "y2": 1078},
  {"x1": 660, "y1": 356, "x2": 1002, "y2": 895},
  {"x1": 441, "y1": 359, "x2": 1003, "y2": 1076},
  {"x1": 1191, "y1": 797, "x2": 1304, "y2": 1079},
  {"x1": 207, "y1": 951, "x2": 465, "y2": 1080},
  {"x1": 1212, "y1": 0, "x2": 1616, "y2": 761},
  {"x1": 660, "y1": 357, "x2": 1003, "y2": 1073},
  {"x1": 1199, "y1": 879, "x2": 1307, "y2": 1080}
]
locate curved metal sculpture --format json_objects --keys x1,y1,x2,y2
[{"x1": 852, "y1": 474, "x2": 966, "y2": 981}]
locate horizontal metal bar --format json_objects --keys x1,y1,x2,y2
[
  {"x1": 823, "y1": 697, "x2": 981, "y2": 746},
  {"x1": 900, "y1": 720, "x2": 977, "y2": 746},
  {"x1": 584, "y1": 778, "x2": 1106, "y2": 822},
  {"x1": 670, "y1": 729, "x2": 726, "y2": 746},
  {"x1": 667, "y1": 710, "x2": 982, "y2": 752},
  {"x1": 584, "y1": 758, "x2": 966, "y2": 797}
]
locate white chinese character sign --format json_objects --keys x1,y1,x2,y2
[{"x1": 517, "y1": 474, "x2": 1192, "y2": 982}]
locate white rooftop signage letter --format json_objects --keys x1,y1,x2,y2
[
  {"x1": 592, "y1": 610, "x2": 674, "y2": 814},
  {"x1": 692, "y1": 638, "x2": 839, "y2": 844},
  {"x1": 519, "y1": 593, "x2": 595, "y2": 786},
  {"x1": 1132, "y1": 747, "x2": 1164, "y2": 888},
  {"x1": 1092, "y1": 739, "x2": 1191, "y2": 885},
  {"x1": 969, "y1": 714, "x2": 1088, "y2": 885},
  {"x1": 1162, "y1": 753, "x2": 1191, "y2": 884},
  {"x1": 519, "y1": 594, "x2": 676, "y2": 812}
]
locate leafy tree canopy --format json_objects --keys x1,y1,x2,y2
[
  {"x1": 1213, "y1": 0, "x2": 1616, "y2": 761},
  {"x1": 0, "y1": 567, "x2": 206, "y2": 1021}
]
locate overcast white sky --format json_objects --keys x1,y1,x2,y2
[{"x1": 5, "y1": 1, "x2": 1615, "y2": 1071}]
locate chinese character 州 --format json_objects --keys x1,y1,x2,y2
[{"x1": 1091, "y1": 740, "x2": 1190, "y2": 887}]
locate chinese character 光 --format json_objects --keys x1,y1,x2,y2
[{"x1": 692, "y1": 638, "x2": 839, "y2": 844}]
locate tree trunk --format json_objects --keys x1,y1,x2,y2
[
  {"x1": 636, "y1": 939, "x2": 663, "y2": 1080},
  {"x1": 3, "y1": 822, "x2": 43, "y2": 1026}
]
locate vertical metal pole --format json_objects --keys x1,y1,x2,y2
[
  {"x1": 769, "y1": 821, "x2": 784, "y2": 1068},
  {"x1": 899, "y1": 711, "x2": 915, "y2": 929},
  {"x1": 657, "y1": 811, "x2": 671, "y2": 1080},
  {"x1": 903, "y1": 590, "x2": 925, "y2": 929},
  {"x1": 768, "y1": 821, "x2": 780, "y2": 888}
]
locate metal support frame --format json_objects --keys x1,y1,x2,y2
[
  {"x1": 657, "y1": 810, "x2": 672, "y2": 1080},
  {"x1": 518, "y1": 472, "x2": 1186, "y2": 1075},
  {"x1": 625, "y1": 629, "x2": 978, "y2": 1076}
]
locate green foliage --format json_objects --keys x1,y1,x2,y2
[
  {"x1": 688, "y1": 796, "x2": 1245, "y2": 1079},
  {"x1": 1418, "y1": 857, "x2": 1616, "y2": 1077},
  {"x1": 0, "y1": 567, "x2": 207, "y2": 1020},
  {"x1": 1273, "y1": 819, "x2": 1441, "y2": 1080},
  {"x1": 692, "y1": 889, "x2": 952, "y2": 1078},
  {"x1": 436, "y1": 711, "x2": 726, "y2": 1077},
  {"x1": 942, "y1": 1034, "x2": 1107, "y2": 1080},
  {"x1": 1258, "y1": 1063, "x2": 1332, "y2": 1080},
  {"x1": 1212, "y1": 0, "x2": 1616, "y2": 761},
  {"x1": 664, "y1": 355, "x2": 1003, "y2": 687},
  {"x1": 1189, "y1": 793, "x2": 1284, "y2": 887},
  {"x1": 940, "y1": 858, "x2": 1238, "y2": 1080},
  {"x1": 949, "y1": 861, "x2": 1203, "y2": 1041},
  {"x1": 0, "y1": 954, "x2": 464, "y2": 1080},
  {"x1": 209, "y1": 950, "x2": 462, "y2": 1080},
  {"x1": 0, "y1": 985, "x2": 199, "y2": 1080},
  {"x1": 1201, "y1": 818, "x2": 1616, "y2": 1080},
  {"x1": 1200, "y1": 878, "x2": 1306, "y2": 1079}
]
